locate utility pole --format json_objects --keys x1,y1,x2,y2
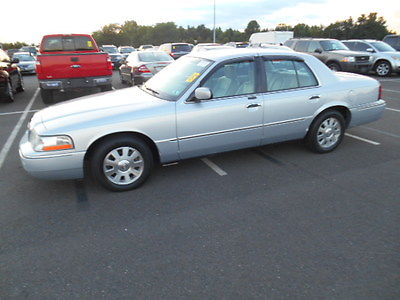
[{"x1": 213, "y1": 0, "x2": 216, "y2": 43}]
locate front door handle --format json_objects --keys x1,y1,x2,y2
[
  {"x1": 247, "y1": 96, "x2": 257, "y2": 100},
  {"x1": 309, "y1": 95, "x2": 321, "y2": 100},
  {"x1": 246, "y1": 103, "x2": 261, "y2": 108}
]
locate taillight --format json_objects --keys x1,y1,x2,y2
[
  {"x1": 137, "y1": 65, "x2": 151, "y2": 73},
  {"x1": 35, "y1": 60, "x2": 42, "y2": 73},
  {"x1": 378, "y1": 84, "x2": 382, "y2": 100},
  {"x1": 106, "y1": 57, "x2": 113, "y2": 70}
]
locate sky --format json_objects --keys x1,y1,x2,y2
[{"x1": 1, "y1": 0, "x2": 399, "y2": 44}]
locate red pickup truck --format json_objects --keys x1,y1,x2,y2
[{"x1": 37, "y1": 34, "x2": 113, "y2": 103}]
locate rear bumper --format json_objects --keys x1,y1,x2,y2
[
  {"x1": 133, "y1": 73, "x2": 153, "y2": 85},
  {"x1": 19, "y1": 131, "x2": 85, "y2": 180},
  {"x1": 39, "y1": 75, "x2": 112, "y2": 90},
  {"x1": 349, "y1": 100, "x2": 386, "y2": 128}
]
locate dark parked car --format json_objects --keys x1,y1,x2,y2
[
  {"x1": 119, "y1": 51, "x2": 173, "y2": 85},
  {"x1": 285, "y1": 38, "x2": 373, "y2": 73},
  {"x1": 383, "y1": 35, "x2": 400, "y2": 51},
  {"x1": 6, "y1": 48, "x2": 20, "y2": 58},
  {"x1": 0, "y1": 49, "x2": 24, "y2": 102},
  {"x1": 101, "y1": 45, "x2": 124, "y2": 69},
  {"x1": 159, "y1": 43, "x2": 192, "y2": 59},
  {"x1": 19, "y1": 46, "x2": 38, "y2": 56}
]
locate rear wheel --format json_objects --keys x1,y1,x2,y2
[
  {"x1": 16, "y1": 75, "x2": 24, "y2": 93},
  {"x1": 41, "y1": 89, "x2": 54, "y2": 104},
  {"x1": 374, "y1": 60, "x2": 391, "y2": 77},
  {"x1": 89, "y1": 135, "x2": 154, "y2": 191},
  {"x1": 3, "y1": 81, "x2": 14, "y2": 102},
  {"x1": 305, "y1": 110, "x2": 345, "y2": 153},
  {"x1": 120, "y1": 71, "x2": 126, "y2": 84},
  {"x1": 327, "y1": 62, "x2": 341, "y2": 72}
]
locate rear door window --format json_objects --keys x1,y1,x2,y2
[
  {"x1": 294, "y1": 41, "x2": 309, "y2": 52},
  {"x1": 308, "y1": 41, "x2": 321, "y2": 52},
  {"x1": 43, "y1": 36, "x2": 95, "y2": 51}
]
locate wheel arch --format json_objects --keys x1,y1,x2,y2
[
  {"x1": 373, "y1": 59, "x2": 392, "y2": 69},
  {"x1": 311, "y1": 105, "x2": 352, "y2": 129}
]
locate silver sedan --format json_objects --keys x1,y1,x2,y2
[{"x1": 20, "y1": 48, "x2": 386, "y2": 191}]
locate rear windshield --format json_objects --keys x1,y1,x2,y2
[
  {"x1": 172, "y1": 44, "x2": 192, "y2": 52},
  {"x1": 42, "y1": 36, "x2": 95, "y2": 52},
  {"x1": 102, "y1": 46, "x2": 118, "y2": 53},
  {"x1": 138, "y1": 52, "x2": 173, "y2": 62},
  {"x1": 13, "y1": 54, "x2": 35, "y2": 61}
]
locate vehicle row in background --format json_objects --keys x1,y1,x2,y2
[{"x1": 0, "y1": 49, "x2": 24, "y2": 102}]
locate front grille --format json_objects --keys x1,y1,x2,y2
[{"x1": 356, "y1": 56, "x2": 369, "y2": 62}]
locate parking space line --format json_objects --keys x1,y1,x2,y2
[
  {"x1": 360, "y1": 126, "x2": 400, "y2": 139},
  {"x1": 201, "y1": 158, "x2": 227, "y2": 176},
  {"x1": 383, "y1": 89, "x2": 400, "y2": 94},
  {"x1": 378, "y1": 78, "x2": 400, "y2": 82},
  {"x1": 345, "y1": 133, "x2": 380, "y2": 145},
  {"x1": 0, "y1": 88, "x2": 39, "y2": 170},
  {"x1": 0, "y1": 109, "x2": 39, "y2": 116},
  {"x1": 386, "y1": 108, "x2": 400, "y2": 113}
]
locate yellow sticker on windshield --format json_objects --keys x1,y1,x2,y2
[
  {"x1": 186, "y1": 72, "x2": 201, "y2": 82},
  {"x1": 87, "y1": 41, "x2": 93, "y2": 47}
]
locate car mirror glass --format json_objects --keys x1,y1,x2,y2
[
  {"x1": 366, "y1": 48, "x2": 375, "y2": 53},
  {"x1": 194, "y1": 87, "x2": 212, "y2": 101}
]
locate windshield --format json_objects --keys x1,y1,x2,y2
[
  {"x1": 120, "y1": 47, "x2": 134, "y2": 53},
  {"x1": 142, "y1": 56, "x2": 213, "y2": 101},
  {"x1": 172, "y1": 44, "x2": 192, "y2": 52},
  {"x1": 43, "y1": 36, "x2": 95, "y2": 52},
  {"x1": 370, "y1": 41, "x2": 395, "y2": 52},
  {"x1": 138, "y1": 52, "x2": 173, "y2": 62},
  {"x1": 103, "y1": 47, "x2": 118, "y2": 53},
  {"x1": 13, "y1": 54, "x2": 35, "y2": 61},
  {"x1": 320, "y1": 40, "x2": 348, "y2": 51}
]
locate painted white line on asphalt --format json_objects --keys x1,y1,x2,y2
[
  {"x1": 201, "y1": 158, "x2": 227, "y2": 176},
  {"x1": 345, "y1": 133, "x2": 380, "y2": 145},
  {"x1": 386, "y1": 107, "x2": 400, "y2": 113},
  {"x1": 0, "y1": 88, "x2": 39, "y2": 170},
  {"x1": 378, "y1": 78, "x2": 400, "y2": 82},
  {"x1": 0, "y1": 109, "x2": 39, "y2": 116},
  {"x1": 383, "y1": 89, "x2": 400, "y2": 94},
  {"x1": 361, "y1": 126, "x2": 400, "y2": 139}
]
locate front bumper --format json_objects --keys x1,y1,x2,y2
[
  {"x1": 39, "y1": 76, "x2": 112, "y2": 90},
  {"x1": 349, "y1": 99, "x2": 386, "y2": 128},
  {"x1": 19, "y1": 131, "x2": 85, "y2": 180},
  {"x1": 341, "y1": 62, "x2": 372, "y2": 73}
]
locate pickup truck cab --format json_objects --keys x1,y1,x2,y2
[{"x1": 37, "y1": 34, "x2": 113, "y2": 103}]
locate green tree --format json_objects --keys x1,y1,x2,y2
[{"x1": 245, "y1": 20, "x2": 261, "y2": 40}]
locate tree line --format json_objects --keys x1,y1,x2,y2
[{"x1": 1, "y1": 12, "x2": 395, "y2": 50}]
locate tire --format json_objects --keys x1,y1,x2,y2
[
  {"x1": 327, "y1": 62, "x2": 341, "y2": 72},
  {"x1": 3, "y1": 81, "x2": 14, "y2": 102},
  {"x1": 16, "y1": 75, "x2": 24, "y2": 93},
  {"x1": 100, "y1": 84, "x2": 113, "y2": 92},
  {"x1": 374, "y1": 60, "x2": 392, "y2": 77},
  {"x1": 89, "y1": 135, "x2": 154, "y2": 191},
  {"x1": 305, "y1": 110, "x2": 345, "y2": 153},
  {"x1": 41, "y1": 89, "x2": 54, "y2": 104},
  {"x1": 120, "y1": 71, "x2": 126, "y2": 84}
]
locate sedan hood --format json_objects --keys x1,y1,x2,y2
[{"x1": 37, "y1": 87, "x2": 167, "y2": 132}]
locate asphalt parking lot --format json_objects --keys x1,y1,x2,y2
[{"x1": 1, "y1": 71, "x2": 399, "y2": 298}]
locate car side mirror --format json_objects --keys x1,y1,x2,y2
[
  {"x1": 366, "y1": 48, "x2": 375, "y2": 53},
  {"x1": 193, "y1": 87, "x2": 212, "y2": 101},
  {"x1": 314, "y1": 48, "x2": 322, "y2": 54},
  {"x1": 11, "y1": 58, "x2": 19, "y2": 64}
]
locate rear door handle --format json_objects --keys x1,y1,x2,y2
[
  {"x1": 247, "y1": 96, "x2": 257, "y2": 100},
  {"x1": 309, "y1": 95, "x2": 320, "y2": 100},
  {"x1": 246, "y1": 103, "x2": 261, "y2": 108}
]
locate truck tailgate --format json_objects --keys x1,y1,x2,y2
[{"x1": 37, "y1": 53, "x2": 111, "y2": 80}]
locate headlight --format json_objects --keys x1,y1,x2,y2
[
  {"x1": 391, "y1": 56, "x2": 400, "y2": 61},
  {"x1": 30, "y1": 130, "x2": 74, "y2": 151},
  {"x1": 341, "y1": 56, "x2": 355, "y2": 63}
]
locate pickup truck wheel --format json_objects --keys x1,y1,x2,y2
[
  {"x1": 41, "y1": 89, "x2": 54, "y2": 104},
  {"x1": 305, "y1": 110, "x2": 345, "y2": 153},
  {"x1": 16, "y1": 75, "x2": 24, "y2": 93},
  {"x1": 327, "y1": 62, "x2": 341, "y2": 72},
  {"x1": 374, "y1": 60, "x2": 391, "y2": 77},
  {"x1": 90, "y1": 136, "x2": 154, "y2": 191},
  {"x1": 3, "y1": 81, "x2": 14, "y2": 102},
  {"x1": 100, "y1": 84, "x2": 112, "y2": 92}
]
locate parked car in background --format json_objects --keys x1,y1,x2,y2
[
  {"x1": 6, "y1": 49, "x2": 20, "y2": 58},
  {"x1": 19, "y1": 46, "x2": 38, "y2": 56},
  {"x1": 101, "y1": 45, "x2": 124, "y2": 69},
  {"x1": 225, "y1": 42, "x2": 249, "y2": 48},
  {"x1": 37, "y1": 34, "x2": 113, "y2": 103},
  {"x1": 250, "y1": 31, "x2": 293, "y2": 45},
  {"x1": 285, "y1": 38, "x2": 372, "y2": 73},
  {"x1": 138, "y1": 45, "x2": 154, "y2": 51},
  {"x1": 0, "y1": 49, "x2": 24, "y2": 102},
  {"x1": 342, "y1": 40, "x2": 400, "y2": 76},
  {"x1": 249, "y1": 43, "x2": 293, "y2": 51},
  {"x1": 118, "y1": 46, "x2": 136, "y2": 59},
  {"x1": 159, "y1": 43, "x2": 192, "y2": 59},
  {"x1": 12, "y1": 52, "x2": 36, "y2": 74},
  {"x1": 20, "y1": 48, "x2": 385, "y2": 191},
  {"x1": 383, "y1": 35, "x2": 400, "y2": 51},
  {"x1": 119, "y1": 51, "x2": 173, "y2": 85},
  {"x1": 191, "y1": 44, "x2": 232, "y2": 53}
]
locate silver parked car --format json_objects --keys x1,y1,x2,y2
[
  {"x1": 12, "y1": 52, "x2": 36, "y2": 74},
  {"x1": 19, "y1": 49, "x2": 386, "y2": 191},
  {"x1": 119, "y1": 51, "x2": 174, "y2": 86},
  {"x1": 342, "y1": 40, "x2": 400, "y2": 76}
]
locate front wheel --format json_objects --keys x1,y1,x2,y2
[
  {"x1": 16, "y1": 75, "x2": 24, "y2": 93},
  {"x1": 3, "y1": 81, "x2": 14, "y2": 102},
  {"x1": 374, "y1": 61, "x2": 391, "y2": 77},
  {"x1": 89, "y1": 136, "x2": 154, "y2": 191},
  {"x1": 305, "y1": 111, "x2": 345, "y2": 153},
  {"x1": 327, "y1": 62, "x2": 341, "y2": 72}
]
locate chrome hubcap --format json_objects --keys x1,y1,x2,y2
[
  {"x1": 376, "y1": 63, "x2": 389, "y2": 76},
  {"x1": 317, "y1": 117, "x2": 342, "y2": 149},
  {"x1": 103, "y1": 146, "x2": 144, "y2": 185}
]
